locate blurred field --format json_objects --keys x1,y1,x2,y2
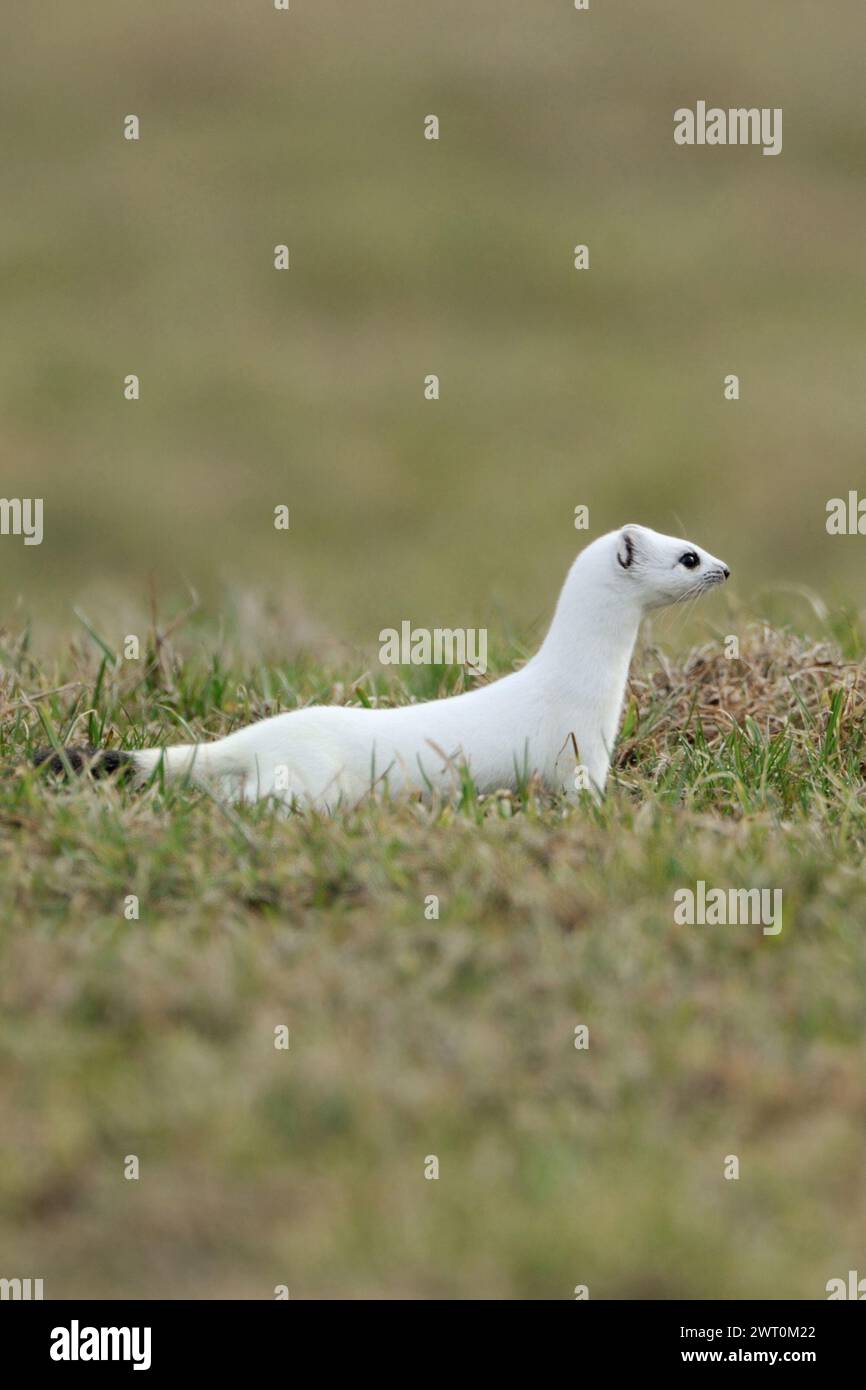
[
  {"x1": 2, "y1": 1, "x2": 866, "y2": 1301},
  {"x1": 2, "y1": 1, "x2": 866, "y2": 645}
]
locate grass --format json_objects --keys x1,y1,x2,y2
[{"x1": 1, "y1": 610, "x2": 865, "y2": 1299}]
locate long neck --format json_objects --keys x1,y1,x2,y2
[
  {"x1": 539, "y1": 561, "x2": 639, "y2": 675},
  {"x1": 534, "y1": 559, "x2": 643, "y2": 708},
  {"x1": 526, "y1": 561, "x2": 642, "y2": 787}
]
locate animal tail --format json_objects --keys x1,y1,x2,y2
[{"x1": 32, "y1": 742, "x2": 221, "y2": 786}]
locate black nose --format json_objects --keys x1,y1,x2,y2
[{"x1": 722, "y1": 566, "x2": 730, "y2": 579}]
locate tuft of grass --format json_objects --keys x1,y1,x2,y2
[
  {"x1": 619, "y1": 627, "x2": 866, "y2": 816},
  {"x1": 1, "y1": 614, "x2": 865, "y2": 1299}
]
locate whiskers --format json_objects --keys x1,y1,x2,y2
[
  {"x1": 659, "y1": 572, "x2": 724, "y2": 639},
  {"x1": 674, "y1": 570, "x2": 727, "y2": 603},
  {"x1": 694, "y1": 571, "x2": 727, "y2": 596}
]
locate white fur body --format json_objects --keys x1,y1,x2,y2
[{"x1": 131, "y1": 525, "x2": 729, "y2": 809}]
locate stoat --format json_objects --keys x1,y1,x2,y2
[{"x1": 35, "y1": 525, "x2": 729, "y2": 808}]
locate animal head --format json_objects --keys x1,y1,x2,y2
[{"x1": 611, "y1": 524, "x2": 730, "y2": 609}]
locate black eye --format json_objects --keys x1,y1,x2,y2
[{"x1": 679, "y1": 551, "x2": 700, "y2": 569}]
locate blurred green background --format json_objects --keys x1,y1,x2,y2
[{"x1": 3, "y1": 0, "x2": 865, "y2": 653}]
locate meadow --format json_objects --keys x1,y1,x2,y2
[
  {"x1": 1, "y1": 612, "x2": 865, "y2": 1298},
  {"x1": 2, "y1": 1, "x2": 865, "y2": 1299}
]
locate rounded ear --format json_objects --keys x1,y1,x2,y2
[{"x1": 617, "y1": 528, "x2": 636, "y2": 569}]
